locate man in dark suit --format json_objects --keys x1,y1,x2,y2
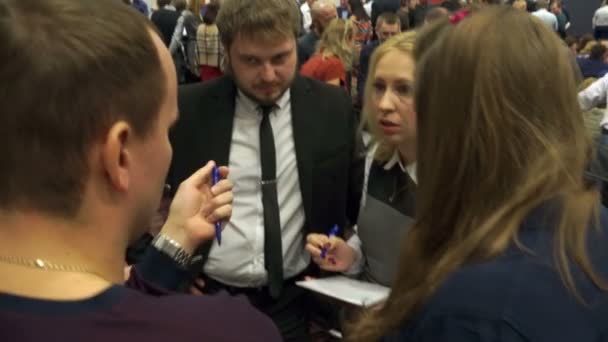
[
  {"x1": 357, "y1": 13, "x2": 401, "y2": 108},
  {"x1": 150, "y1": 0, "x2": 180, "y2": 47},
  {"x1": 168, "y1": 0, "x2": 364, "y2": 340},
  {"x1": 371, "y1": 0, "x2": 400, "y2": 31}
]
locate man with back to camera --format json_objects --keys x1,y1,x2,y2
[
  {"x1": 151, "y1": 0, "x2": 180, "y2": 46},
  {"x1": 0, "y1": 0, "x2": 281, "y2": 341},
  {"x1": 168, "y1": 0, "x2": 365, "y2": 340},
  {"x1": 532, "y1": 0, "x2": 558, "y2": 32}
]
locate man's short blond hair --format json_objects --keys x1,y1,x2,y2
[{"x1": 217, "y1": 0, "x2": 300, "y2": 48}]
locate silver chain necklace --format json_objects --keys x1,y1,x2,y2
[{"x1": 0, "y1": 255, "x2": 102, "y2": 278}]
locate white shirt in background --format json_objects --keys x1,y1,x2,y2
[
  {"x1": 594, "y1": 6, "x2": 608, "y2": 29},
  {"x1": 578, "y1": 74, "x2": 608, "y2": 130},
  {"x1": 301, "y1": 2, "x2": 313, "y2": 33},
  {"x1": 364, "y1": 1, "x2": 372, "y2": 17},
  {"x1": 532, "y1": 8, "x2": 558, "y2": 32}
]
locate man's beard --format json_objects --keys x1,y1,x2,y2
[{"x1": 225, "y1": 63, "x2": 296, "y2": 106}]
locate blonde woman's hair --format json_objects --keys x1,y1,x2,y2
[
  {"x1": 316, "y1": 18, "x2": 355, "y2": 71},
  {"x1": 362, "y1": 31, "x2": 417, "y2": 163},
  {"x1": 581, "y1": 40, "x2": 599, "y2": 56},
  {"x1": 350, "y1": 6, "x2": 607, "y2": 341}
]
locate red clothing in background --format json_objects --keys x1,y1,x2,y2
[{"x1": 300, "y1": 54, "x2": 346, "y2": 88}]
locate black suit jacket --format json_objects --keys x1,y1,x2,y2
[
  {"x1": 371, "y1": 0, "x2": 400, "y2": 29},
  {"x1": 168, "y1": 76, "x2": 365, "y2": 273},
  {"x1": 151, "y1": 8, "x2": 180, "y2": 47}
]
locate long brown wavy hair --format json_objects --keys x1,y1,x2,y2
[{"x1": 349, "y1": 6, "x2": 607, "y2": 341}]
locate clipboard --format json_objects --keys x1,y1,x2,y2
[{"x1": 296, "y1": 276, "x2": 390, "y2": 307}]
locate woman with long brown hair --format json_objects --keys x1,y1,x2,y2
[{"x1": 350, "y1": 6, "x2": 608, "y2": 341}]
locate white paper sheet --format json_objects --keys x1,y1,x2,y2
[{"x1": 296, "y1": 276, "x2": 390, "y2": 307}]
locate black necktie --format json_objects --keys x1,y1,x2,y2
[{"x1": 259, "y1": 105, "x2": 284, "y2": 298}]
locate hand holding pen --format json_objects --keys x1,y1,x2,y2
[
  {"x1": 320, "y1": 225, "x2": 340, "y2": 259},
  {"x1": 305, "y1": 225, "x2": 358, "y2": 272},
  {"x1": 159, "y1": 161, "x2": 233, "y2": 254}
]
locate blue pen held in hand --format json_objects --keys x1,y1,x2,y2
[
  {"x1": 320, "y1": 225, "x2": 339, "y2": 259},
  {"x1": 212, "y1": 166, "x2": 222, "y2": 245}
]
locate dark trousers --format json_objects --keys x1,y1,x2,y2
[
  {"x1": 204, "y1": 275, "x2": 310, "y2": 342},
  {"x1": 595, "y1": 26, "x2": 608, "y2": 40},
  {"x1": 597, "y1": 129, "x2": 608, "y2": 207}
]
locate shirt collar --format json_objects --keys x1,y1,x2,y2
[
  {"x1": 236, "y1": 89, "x2": 291, "y2": 116},
  {"x1": 384, "y1": 150, "x2": 417, "y2": 184}
]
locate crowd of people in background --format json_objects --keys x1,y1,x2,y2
[
  {"x1": 3, "y1": 0, "x2": 608, "y2": 341},
  {"x1": 120, "y1": 0, "x2": 608, "y2": 114}
]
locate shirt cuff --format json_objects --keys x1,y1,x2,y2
[
  {"x1": 343, "y1": 232, "x2": 364, "y2": 276},
  {"x1": 134, "y1": 246, "x2": 190, "y2": 291}
]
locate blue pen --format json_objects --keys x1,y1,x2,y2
[
  {"x1": 212, "y1": 166, "x2": 222, "y2": 245},
  {"x1": 320, "y1": 225, "x2": 339, "y2": 259}
]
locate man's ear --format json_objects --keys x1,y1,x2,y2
[{"x1": 101, "y1": 121, "x2": 133, "y2": 192}]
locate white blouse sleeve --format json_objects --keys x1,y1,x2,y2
[{"x1": 579, "y1": 75, "x2": 608, "y2": 112}]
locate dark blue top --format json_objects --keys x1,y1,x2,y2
[
  {"x1": 131, "y1": 0, "x2": 149, "y2": 17},
  {"x1": 577, "y1": 57, "x2": 608, "y2": 79},
  {"x1": 385, "y1": 205, "x2": 608, "y2": 341},
  {"x1": 297, "y1": 31, "x2": 319, "y2": 68},
  {"x1": 357, "y1": 40, "x2": 380, "y2": 105},
  {"x1": 371, "y1": 0, "x2": 400, "y2": 28},
  {"x1": 337, "y1": 6, "x2": 350, "y2": 20},
  {"x1": 0, "y1": 248, "x2": 281, "y2": 341}
]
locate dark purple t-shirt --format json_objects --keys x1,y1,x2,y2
[{"x1": 0, "y1": 250, "x2": 282, "y2": 341}]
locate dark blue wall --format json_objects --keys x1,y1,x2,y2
[{"x1": 567, "y1": 1, "x2": 597, "y2": 36}]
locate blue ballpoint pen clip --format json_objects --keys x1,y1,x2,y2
[
  {"x1": 212, "y1": 166, "x2": 222, "y2": 246},
  {"x1": 320, "y1": 225, "x2": 339, "y2": 259}
]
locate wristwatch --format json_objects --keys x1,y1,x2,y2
[{"x1": 151, "y1": 234, "x2": 192, "y2": 269}]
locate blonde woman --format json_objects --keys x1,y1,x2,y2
[
  {"x1": 350, "y1": 7, "x2": 608, "y2": 341},
  {"x1": 300, "y1": 18, "x2": 355, "y2": 88},
  {"x1": 580, "y1": 40, "x2": 600, "y2": 58},
  {"x1": 306, "y1": 32, "x2": 418, "y2": 287}
]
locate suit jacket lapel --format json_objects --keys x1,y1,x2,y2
[
  {"x1": 186, "y1": 77, "x2": 236, "y2": 283},
  {"x1": 290, "y1": 76, "x2": 314, "y2": 228},
  {"x1": 205, "y1": 77, "x2": 237, "y2": 166}
]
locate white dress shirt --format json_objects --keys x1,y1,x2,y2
[
  {"x1": 204, "y1": 90, "x2": 310, "y2": 287},
  {"x1": 579, "y1": 74, "x2": 608, "y2": 129},
  {"x1": 532, "y1": 9, "x2": 558, "y2": 32},
  {"x1": 301, "y1": 2, "x2": 312, "y2": 33},
  {"x1": 594, "y1": 6, "x2": 608, "y2": 29},
  {"x1": 364, "y1": 1, "x2": 372, "y2": 18}
]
